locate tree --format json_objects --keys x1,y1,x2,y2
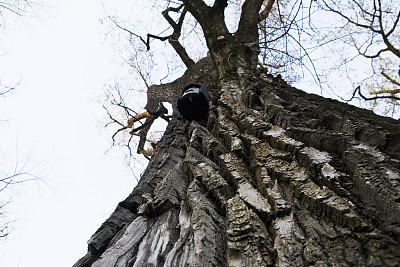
[
  {"x1": 1, "y1": 0, "x2": 41, "y2": 95},
  {"x1": 0, "y1": 0, "x2": 43, "y2": 240},
  {"x1": 75, "y1": 0, "x2": 400, "y2": 266},
  {"x1": 0, "y1": 146, "x2": 43, "y2": 239}
]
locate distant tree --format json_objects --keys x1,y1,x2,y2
[
  {"x1": 0, "y1": 0, "x2": 40, "y2": 96},
  {"x1": 0, "y1": 0, "x2": 43, "y2": 240},
  {"x1": 0, "y1": 0, "x2": 39, "y2": 24},
  {"x1": 0, "y1": 146, "x2": 43, "y2": 239}
]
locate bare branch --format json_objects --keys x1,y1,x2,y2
[
  {"x1": 259, "y1": 0, "x2": 276, "y2": 22},
  {"x1": 144, "y1": 5, "x2": 196, "y2": 70},
  {"x1": 347, "y1": 86, "x2": 400, "y2": 102},
  {"x1": 107, "y1": 15, "x2": 150, "y2": 50},
  {"x1": 161, "y1": 4, "x2": 185, "y2": 31},
  {"x1": 0, "y1": 85, "x2": 15, "y2": 96},
  {"x1": 0, "y1": 78, "x2": 21, "y2": 97},
  {"x1": 377, "y1": 0, "x2": 400, "y2": 58},
  {"x1": 321, "y1": 0, "x2": 400, "y2": 59},
  {"x1": 320, "y1": 0, "x2": 380, "y2": 32},
  {"x1": 161, "y1": 6, "x2": 196, "y2": 70},
  {"x1": 381, "y1": 71, "x2": 400, "y2": 87},
  {"x1": 386, "y1": 10, "x2": 400, "y2": 38},
  {"x1": 355, "y1": 45, "x2": 390, "y2": 59}
]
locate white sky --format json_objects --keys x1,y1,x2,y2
[{"x1": 0, "y1": 1, "x2": 148, "y2": 266}]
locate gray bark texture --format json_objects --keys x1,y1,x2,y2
[{"x1": 74, "y1": 62, "x2": 400, "y2": 266}]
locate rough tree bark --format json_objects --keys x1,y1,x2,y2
[{"x1": 75, "y1": 1, "x2": 400, "y2": 266}]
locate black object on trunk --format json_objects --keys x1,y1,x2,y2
[{"x1": 177, "y1": 83, "x2": 210, "y2": 121}]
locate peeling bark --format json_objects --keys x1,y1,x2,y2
[{"x1": 75, "y1": 60, "x2": 400, "y2": 266}]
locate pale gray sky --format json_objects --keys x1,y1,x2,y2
[{"x1": 0, "y1": 1, "x2": 149, "y2": 266}]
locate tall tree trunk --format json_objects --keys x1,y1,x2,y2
[{"x1": 74, "y1": 64, "x2": 400, "y2": 266}]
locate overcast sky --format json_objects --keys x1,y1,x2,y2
[{"x1": 0, "y1": 1, "x2": 151, "y2": 266}]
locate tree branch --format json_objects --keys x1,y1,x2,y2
[
  {"x1": 213, "y1": 0, "x2": 228, "y2": 11},
  {"x1": 161, "y1": 6, "x2": 196, "y2": 70},
  {"x1": 377, "y1": 0, "x2": 400, "y2": 58},
  {"x1": 259, "y1": 0, "x2": 276, "y2": 22},
  {"x1": 182, "y1": 0, "x2": 211, "y2": 19},
  {"x1": 108, "y1": 15, "x2": 150, "y2": 50},
  {"x1": 320, "y1": 0, "x2": 380, "y2": 33},
  {"x1": 386, "y1": 10, "x2": 400, "y2": 38},
  {"x1": 236, "y1": 0, "x2": 264, "y2": 44},
  {"x1": 347, "y1": 86, "x2": 400, "y2": 102},
  {"x1": 161, "y1": 4, "x2": 185, "y2": 30},
  {"x1": 145, "y1": 4, "x2": 196, "y2": 70},
  {"x1": 321, "y1": 0, "x2": 400, "y2": 59},
  {"x1": 0, "y1": 85, "x2": 15, "y2": 97},
  {"x1": 354, "y1": 44, "x2": 389, "y2": 59},
  {"x1": 381, "y1": 71, "x2": 400, "y2": 87}
]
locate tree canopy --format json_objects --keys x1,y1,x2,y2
[{"x1": 102, "y1": 0, "x2": 399, "y2": 162}]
